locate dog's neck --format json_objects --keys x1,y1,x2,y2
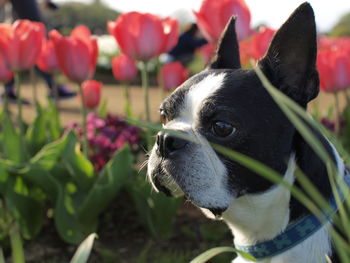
[
  {"x1": 222, "y1": 156, "x2": 295, "y2": 245},
  {"x1": 221, "y1": 134, "x2": 342, "y2": 262}
]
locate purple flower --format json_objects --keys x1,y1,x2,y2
[{"x1": 64, "y1": 113, "x2": 141, "y2": 171}]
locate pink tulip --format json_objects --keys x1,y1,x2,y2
[
  {"x1": 111, "y1": 54, "x2": 137, "y2": 82},
  {"x1": 108, "y1": 12, "x2": 179, "y2": 61},
  {"x1": 194, "y1": 0, "x2": 251, "y2": 43},
  {"x1": 0, "y1": 52, "x2": 13, "y2": 82},
  {"x1": 317, "y1": 46, "x2": 350, "y2": 92},
  {"x1": 50, "y1": 25, "x2": 98, "y2": 83},
  {"x1": 0, "y1": 20, "x2": 45, "y2": 71},
  {"x1": 158, "y1": 62, "x2": 189, "y2": 91},
  {"x1": 81, "y1": 80, "x2": 102, "y2": 109},
  {"x1": 36, "y1": 39, "x2": 58, "y2": 73}
]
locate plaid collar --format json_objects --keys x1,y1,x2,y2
[{"x1": 235, "y1": 169, "x2": 350, "y2": 260}]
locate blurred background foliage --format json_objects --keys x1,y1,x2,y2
[
  {"x1": 329, "y1": 12, "x2": 350, "y2": 37},
  {"x1": 42, "y1": 0, "x2": 120, "y2": 34}
]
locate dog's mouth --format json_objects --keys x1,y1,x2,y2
[{"x1": 153, "y1": 175, "x2": 173, "y2": 197}]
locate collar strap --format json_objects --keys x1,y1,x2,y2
[{"x1": 235, "y1": 169, "x2": 350, "y2": 260}]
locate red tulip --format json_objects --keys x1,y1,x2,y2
[
  {"x1": 36, "y1": 39, "x2": 58, "y2": 73},
  {"x1": 197, "y1": 43, "x2": 216, "y2": 65},
  {"x1": 158, "y1": 62, "x2": 189, "y2": 91},
  {"x1": 318, "y1": 36, "x2": 350, "y2": 51},
  {"x1": 81, "y1": 80, "x2": 102, "y2": 109},
  {"x1": 108, "y1": 12, "x2": 179, "y2": 61},
  {"x1": 194, "y1": 0, "x2": 251, "y2": 43},
  {"x1": 239, "y1": 39, "x2": 254, "y2": 67},
  {"x1": 0, "y1": 20, "x2": 45, "y2": 71},
  {"x1": 111, "y1": 54, "x2": 137, "y2": 82},
  {"x1": 250, "y1": 27, "x2": 275, "y2": 60},
  {"x1": 0, "y1": 52, "x2": 13, "y2": 82},
  {"x1": 49, "y1": 25, "x2": 98, "y2": 83},
  {"x1": 317, "y1": 46, "x2": 350, "y2": 92}
]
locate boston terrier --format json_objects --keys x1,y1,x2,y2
[{"x1": 147, "y1": 3, "x2": 349, "y2": 263}]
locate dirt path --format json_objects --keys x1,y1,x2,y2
[{"x1": 8, "y1": 81, "x2": 344, "y2": 125}]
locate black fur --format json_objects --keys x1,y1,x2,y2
[{"x1": 154, "y1": 2, "x2": 342, "y2": 260}]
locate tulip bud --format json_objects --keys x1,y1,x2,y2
[
  {"x1": 81, "y1": 80, "x2": 102, "y2": 109},
  {"x1": 111, "y1": 54, "x2": 137, "y2": 82}
]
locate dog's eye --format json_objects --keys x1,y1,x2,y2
[
  {"x1": 211, "y1": 121, "x2": 235, "y2": 137},
  {"x1": 160, "y1": 110, "x2": 167, "y2": 124}
]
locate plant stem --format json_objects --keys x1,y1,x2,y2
[
  {"x1": 344, "y1": 89, "x2": 350, "y2": 106},
  {"x1": 3, "y1": 81, "x2": 9, "y2": 115},
  {"x1": 9, "y1": 222, "x2": 25, "y2": 263},
  {"x1": 0, "y1": 247, "x2": 5, "y2": 263},
  {"x1": 30, "y1": 67, "x2": 38, "y2": 105},
  {"x1": 334, "y1": 92, "x2": 341, "y2": 134},
  {"x1": 51, "y1": 73, "x2": 59, "y2": 110},
  {"x1": 78, "y1": 83, "x2": 88, "y2": 157},
  {"x1": 141, "y1": 61, "x2": 150, "y2": 122},
  {"x1": 15, "y1": 72, "x2": 24, "y2": 135},
  {"x1": 123, "y1": 83, "x2": 132, "y2": 117}
]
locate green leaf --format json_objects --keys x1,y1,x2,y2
[
  {"x1": 47, "y1": 100, "x2": 62, "y2": 140},
  {"x1": 70, "y1": 233, "x2": 97, "y2": 263},
  {"x1": 97, "y1": 98, "x2": 108, "y2": 119},
  {"x1": 190, "y1": 247, "x2": 255, "y2": 263},
  {"x1": 77, "y1": 146, "x2": 133, "y2": 224},
  {"x1": 30, "y1": 132, "x2": 68, "y2": 170},
  {"x1": 53, "y1": 179, "x2": 95, "y2": 244},
  {"x1": 0, "y1": 164, "x2": 9, "y2": 194},
  {"x1": 5, "y1": 176, "x2": 44, "y2": 239},
  {"x1": 1, "y1": 114, "x2": 26, "y2": 163},
  {"x1": 21, "y1": 166, "x2": 58, "y2": 201},
  {"x1": 62, "y1": 131, "x2": 94, "y2": 191},
  {"x1": 25, "y1": 103, "x2": 47, "y2": 154}
]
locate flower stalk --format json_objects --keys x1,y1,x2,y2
[
  {"x1": 9, "y1": 221, "x2": 25, "y2": 263},
  {"x1": 78, "y1": 83, "x2": 89, "y2": 157},
  {"x1": 30, "y1": 67, "x2": 38, "y2": 105},
  {"x1": 123, "y1": 83, "x2": 132, "y2": 117},
  {"x1": 334, "y1": 92, "x2": 341, "y2": 134},
  {"x1": 15, "y1": 72, "x2": 23, "y2": 133},
  {"x1": 141, "y1": 61, "x2": 150, "y2": 122}
]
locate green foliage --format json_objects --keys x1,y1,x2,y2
[
  {"x1": 329, "y1": 12, "x2": 350, "y2": 37},
  {"x1": 44, "y1": 1, "x2": 120, "y2": 34},
  {"x1": 0, "y1": 103, "x2": 134, "y2": 251},
  {"x1": 128, "y1": 177, "x2": 182, "y2": 239}
]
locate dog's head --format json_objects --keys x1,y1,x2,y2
[{"x1": 147, "y1": 3, "x2": 319, "y2": 215}]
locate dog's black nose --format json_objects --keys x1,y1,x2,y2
[{"x1": 156, "y1": 131, "x2": 188, "y2": 158}]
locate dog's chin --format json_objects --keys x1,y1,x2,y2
[{"x1": 151, "y1": 172, "x2": 229, "y2": 217}]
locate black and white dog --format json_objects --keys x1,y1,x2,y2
[{"x1": 148, "y1": 3, "x2": 349, "y2": 262}]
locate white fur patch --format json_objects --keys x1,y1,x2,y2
[{"x1": 223, "y1": 156, "x2": 296, "y2": 246}]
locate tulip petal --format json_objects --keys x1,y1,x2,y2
[{"x1": 162, "y1": 18, "x2": 179, "y2": 54}]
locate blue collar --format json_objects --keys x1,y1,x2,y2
[{"x1": 235, "y1": 169, "x2": 350, "y2": 261}]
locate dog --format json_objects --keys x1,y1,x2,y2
[{"x1": 147, "y1": 2, "x2": 349, "y2": 262}]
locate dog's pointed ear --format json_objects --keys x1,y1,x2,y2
[
  {"x1": 258, "y1": 2, "x2": 319, "y2": 106},
  {"x1": 210, "y1": 16, "x2": 241, "y2": 70}
]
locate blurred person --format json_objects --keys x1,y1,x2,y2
[
  {"x1": 166, "y1": 23, "x2": 207, "y2": 66},
  {"x1": 2, "y1": 0, "x2": 76, "y2": 103}
]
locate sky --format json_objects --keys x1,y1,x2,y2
[{"x1": 55, "y1": 0, "x2": 350, "y2": 32}]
